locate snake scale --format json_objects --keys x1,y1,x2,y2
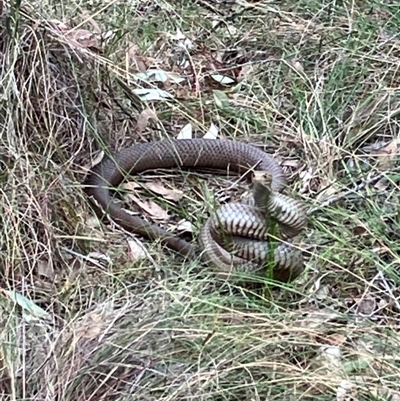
[{"x1": 85, "y1": 138, "x2": 307, "y2": 282}]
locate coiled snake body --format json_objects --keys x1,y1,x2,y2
[{"x1": 85, "y1": 139, "x2": 307, "y2": 282}]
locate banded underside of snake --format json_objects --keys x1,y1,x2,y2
[{"x1": 84, "y1": 138, "x2": 307, "y2": 282}]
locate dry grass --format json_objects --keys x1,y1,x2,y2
[{"x1": 1, "y1": 0, "x2": 400, "y2": 400}]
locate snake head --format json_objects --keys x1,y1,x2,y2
[
  {"x1": 252, "y1": 171, "x2": 274, "y2": 188},
  {"x1": 251, "y1": 171, "x2": 274, "y2": 209}
]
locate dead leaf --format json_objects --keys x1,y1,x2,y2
[
  {"x1": 225, "y1": 24, "x2": 238, "y2": 36},
  {"x1": 298, "y1": 169, "x2": 315, "y2": 194},
  {"x1": 297, "y1": 309, "x2": 343, "y2": 330},
  {"x1": 136, "y1": 108, "x2": 158, "y2": 134},
  {"x1": 314, "y1": 284, "x2": 330, "y2": 301},
  {"x1": 144, "y1": 181, "x2": 184, "y2": 201},
  {"x1": 51, "y1": 20, "x2": 101, "y2": 50},
  {"x1": 353, "y1": 224, "x2": 368, "y2": 235},
  {"x1": 88, "y1": 150, "x2": 105, "y2": 169},
  {"x1": 314, "y1": 183, "x2": 340, "y2": 203},
  {"x1": 167, "y1": 28, "x2": 194, "y2": 50},
  {"x1": 69, "y1": 29, "x2": 100, "y2": 49},
  {"x1": 326, "y1": 334, "x2": 346, "y2": 346},
  {"x1": 126, "y1": 193, "x2": 169, "y2": 220},
  {"x1": 127, "y1": 239, "x2": 147, "y2": 261},
  {"x1": 77, "y1": 312, "x2": 104, "y2": 339},
  {"x1": 87, "y1": 252, "x2": 112, "y2": 263},
  {"x1": 102, "y1": 30, "x2": 114, "y2": 43},
  {"x1": 147, "y1": 35, "x2": 164, "y2": 56},
  {"x1": 36, "y1": 259, "x2": 55, "y2": 279},
  {"x1": 126, "y1": 43, "x2": 147, "y2": 72},
  {"x1": 238, "y1": 64, "x2": 256, "y2": 80},
  {"x1": 204, "y1": 123, "x2": 219, "y2": 139},
  {"x1": 362, "y1": 140, "x2": 389, "y2": 152},
  {"x1": 374, "y1": 137, "x2": 400, "y2": 169},
  {"x1": 167, "y1": 28, "x2": 186, "y2": 41},
  {"x1": 320, "y1": 345, "x2": 342, "y2": 370},
  {"x1": 374, "y1": 180, "x2": 389, "y2": 191},
  {"x1": 133, "y1": 88, "x2": 174, "y2": 101},
  {"x1": 49, "y1": 19, "x2": 69, "y2": 31},
  {"x1": 174, "y1": 220, "x2": 193, "y2": 232},
  {"x1": 134, "y1": 69, "x2": 185, "y2": 83},
  {"x1": 177, "y1": 123, "x2": 192, "y2": 139},
  {"x1": 336, "y1": 380, "x2": 357, "y2": 401},
  {"x1": 86, "y1": 216, "x2": 104, "y2": 231},
  {"x1": 122, "y1": 182, "x2": 140, "y2": 192},
  {"x1": 209, "y1": 74, "x2": 236, "y2": 86},
  {"x1": 289, "y1": 58, "x2": 304, "y2": 73},
  {"x1": 354, "y1": 297, "x2": 377, "y2": 315}
]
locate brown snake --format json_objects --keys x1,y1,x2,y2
[{"x1": 85, "y1": 138, "x2": 307, "y2": 282}]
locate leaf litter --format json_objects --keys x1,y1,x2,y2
[{"x1": 144, "y1": 181, "x2": 184, "y2": 201}]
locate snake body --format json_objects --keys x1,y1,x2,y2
[
  {"x1": 199, "y1": 172, "x2": 307, "y2": 281},
  {"x1": 85, "y1": 138, "x2": 307, "y2": 281}
]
